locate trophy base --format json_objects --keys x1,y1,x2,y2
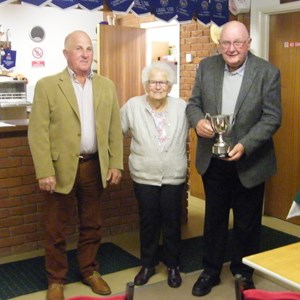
[
  {"x1": 212, "y1": 152, "x2": 229, "y2": 158},
  {"x1": 212, "y1": 145, "x2": 229, "y2": 158}
]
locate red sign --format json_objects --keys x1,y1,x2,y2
[{"x1": 32, "y1": 61, "x2": 45, "y2": 67}]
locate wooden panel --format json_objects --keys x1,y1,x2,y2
[
  {"x1": 97, "y1": 25, "x2": 146, "y2": 106},
  {"x1": 188, "y1": 129, "x2": 205, "y2": 200},
  {"x1": 265, "y1": 12, "x2": 300, "y2": 224}
]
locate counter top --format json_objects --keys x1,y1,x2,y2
[{"x1": 0, "y1": 119, "x2": 28, "y2": 134}]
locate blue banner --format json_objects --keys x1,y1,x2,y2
[
  {"x1": 1, "y1": 49, "x2": 16, "y2": 71},
  {"x1": 195, "y1": 0, "x2": 211, "y2": 26},
  {"x1": 210, "y1": 0, "x2": 229, "y2": 26},
  {"x1": 78, "y1": 0, "x2": 103, "y2": 10},
  {"x1": 131, "y1": 0, "x2": 151, "y2": 16},
  {"x1": 152, "y1": 0, "x2": 178, "y2": 22},
  {"x1": 50, "y1": 0, "x2": 78, "y2": 9},
  {"x1": 107, "y1": 0, "x2": 134, "y2": 13},
  {"x1": 0, "y1": 0, "x2": 16, "y2": 4},
  {"x1": 177, "y1": 0, "x2": 197, "y2": 24},
  {"x1": 21, "y1": 0, "x2": 51, "y2": 5}
]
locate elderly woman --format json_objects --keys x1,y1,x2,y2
[{"x1": 121, "y1": 61, "x2": 189, "y2": 288}]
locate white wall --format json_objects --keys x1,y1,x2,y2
[{"x1": 0, "y1": 4, "x2": 103, "y2": 102}]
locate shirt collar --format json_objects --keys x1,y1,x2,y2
[
  {"x1": 67, "y1": 67, "x2": 94, "y2": 82},
  {"x1": 224, "y1": 56, "x2": 248, "y2": 76}
]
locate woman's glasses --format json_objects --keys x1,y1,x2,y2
[{"x1": 147, "y1": 80, "x2": 169, "y2": 87}]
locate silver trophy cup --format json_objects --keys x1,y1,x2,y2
[{"x1": 209, "y1": 114, "x2": 231, "y2": 158}]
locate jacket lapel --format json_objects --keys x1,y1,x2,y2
[
  {"x1": 213, "y1": 56, "x2": 225, "y2": 114},
  {"x1": 58, "y1": 68, "x2": 80, "y2": 120},
  {"x1": 234, "y1": 53, "x2": 257, "y2": 116},
  {"x1": 92, "y1": 75, "x2": 102, "y2": 112}
]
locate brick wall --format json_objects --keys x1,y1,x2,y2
[
  {"x1": 0, "y1": 131, "x2": 139, "y2": 260},
  {"x1": 180, "y1": 22, "x2": 218, "y2": 102}
]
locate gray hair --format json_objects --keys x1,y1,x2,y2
[{"x1": 141, "y1": 61, "x2": 176, "y2": 85}]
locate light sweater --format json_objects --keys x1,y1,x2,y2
[{"x1": 121, "y1": 95, "x2": 189, "y2": 186}]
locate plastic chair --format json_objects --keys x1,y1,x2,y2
[
  {"x1": 67, "y1": 282, "x2": 134, "y2": 300},
  {"x1": 235, "y1": 274, "x2": 300, "y2": 300}
]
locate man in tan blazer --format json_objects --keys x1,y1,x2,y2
[{"x1": 28, "y1": 30, "x2": 123, "y2": 300}]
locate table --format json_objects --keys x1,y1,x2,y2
[{"x1": 242, "y1": 242, "x2": 300, "y2": 290}]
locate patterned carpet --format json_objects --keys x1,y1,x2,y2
[
  {"x1": 0, "y1": 226, "x2": 299, "y2": 299},
  {"x1": 0, "y1": 242, "x2": 141, "y2": 300},
  {"x1": 179, "y1": 225, "x2": 300, "y2": 273}
]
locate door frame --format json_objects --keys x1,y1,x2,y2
[
  {"x1": 140, "y1": 20, "x2": 180, "y2": 98},
  {"x1": 250, "y1": 0, "x2": 300, "y2": 59}
]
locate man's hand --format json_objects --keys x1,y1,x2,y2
[
  {"x1": 38, "y1": 176, "x2": 56, "y2": 193},
  {"x1": 107, "y1": 168, "x2": 122, "y2": 185},
  {"x1": 195, "y1": 119, "x2": 215, "y2": 138},
  {"x1": 226, "y1": 143, "x2": 245, "y2": 161}
]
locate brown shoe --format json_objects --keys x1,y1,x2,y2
[
  {"x1": 46, "y1": 283, "x2": 64, "y2": 300},
  {"x1": 83, "y1": 271, "x2": 111, "y2": 295}
]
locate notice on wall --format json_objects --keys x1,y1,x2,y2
[
  {"x1": 32, "y1": 61, "x2": 45, "y2": 67},
  {"x1": 284, "y1": 41, "x2": 300, "y2": 48},
  {"x1": 31, "y1": 47, "x2": 45, "y2": 68}
]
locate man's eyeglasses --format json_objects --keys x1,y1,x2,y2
[
  {"x1": 147, "y1": 80, "x2": 169, "y2": 87},
  {"x1": 219, "y1": 39, "x2": 249, "y2": 49}
]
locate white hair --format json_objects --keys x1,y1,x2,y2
[{"x1": 141, "y1": 61, "x2": 176, "y2": 85}]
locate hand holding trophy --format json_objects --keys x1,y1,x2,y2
[{"x1": 206, "y1": 113, "x2": 231, "y2": 158}]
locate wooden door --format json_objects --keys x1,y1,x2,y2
[
  {"x1": 265, "y1": 12, "x2": 300, "y2": 224},
  {"x1": 97, "y1": 25, "x2": 146, "y2": 106}
]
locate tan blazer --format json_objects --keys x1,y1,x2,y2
[{"x1": 28, "y1": 68, "x2": 123, "y2": 193}]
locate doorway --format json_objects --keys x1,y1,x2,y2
[
  {"x1": 265, "y1": 11, "x2": 300, "y2": 224},
  {"x1": 140, "y1": 20, "x2": 180, "y2": 97},
  {"x1": 251, "y1": 0, "x2": 300, "y2": 224}
]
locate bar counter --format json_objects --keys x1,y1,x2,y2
[
  {"x1": 0, "y1": 120, "x2": 140, "y2": 261},
  {"x1": 0, "y1": 119, "x2": 28, "y2": 137}
]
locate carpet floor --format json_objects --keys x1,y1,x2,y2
[
  {"x1": 179, "y1": 225, "x2": 300, "y2": 273},
  {"x1": 1, "y1": 226, "x2": 299, "y2": 300},
  {"x1": 0, "y1": 242, "x2": 141, "y2": 300}
]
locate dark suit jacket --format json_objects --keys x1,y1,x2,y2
[
  {"x1": 28, "y1": 68, "x2": 123, "y2": 193},
  {"x1": 186, "y1": 52, "x2": 281, "y2": 188}
]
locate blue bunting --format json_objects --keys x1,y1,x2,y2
[
  {"x1": 131, "y1": 0, "x2": 151, "y2": 16},
  {"x1": 107, "y1": 0, "x2": 134, "y2": 14},
  {"x1": 1, "y1": 49, "x2": 16, "y2": 71},
  {"x1": 177, "y1": 0, "x2": 197, "y2": 24},
  {"x1": 50, "y1": 0, "x2": 78, "y2": 9},
  {"x1": 21, "y1": 0, "x2": 51, "y2": 5},
  {"x1": 152, "y1": 0, "x2": 178, "y2": 22},
  {"x1": 211, "y1": 0, "x2": 229, "y2": 26},
  {"x1": 195, "y1": 0, "x2": 211, "y2": 26},
  {"x1": 18, "y1": 0, "x2": 230, "y2": 26},
  {"x1": 78, "y1": 0, "x2": 103, "y2": 10}
]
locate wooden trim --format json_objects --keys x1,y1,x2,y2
[{"x1": 280, "y1": 0, "x2": 300, "y2": 3}]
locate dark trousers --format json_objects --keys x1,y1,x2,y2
[
  {"x1": 133, "y1": 182, "x2": 184, "y2": 268},
  {"x1": 202, "y1": 158, "x2": 265, "y2": 279},
  {"x1": 43, "y1": 159, "x2": 103, "y2": 284}
]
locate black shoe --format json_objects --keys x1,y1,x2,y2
[
  {"x1": 167, "y1": 267, "x2": 182, "y2": 288},
  {"x1": 242, "y1": 277, "x2": 255, "y2": 290},
  {"x1": 192, "y1": 273, "x2": 220, "y2": 297},
  {"x1": 134, "y1": 267, "x2": 155, "y2": 286}
]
